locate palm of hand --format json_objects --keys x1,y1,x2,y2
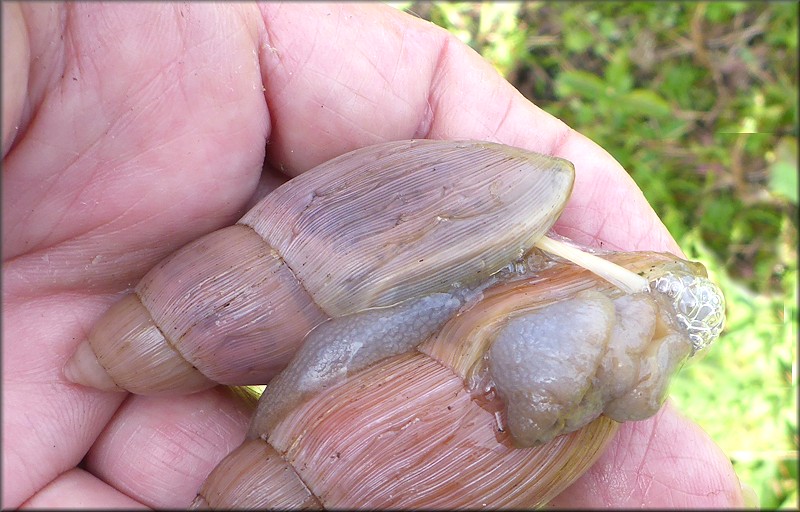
[{"x1": 2, "y1": 3, "x2": 742, "y2": 509}]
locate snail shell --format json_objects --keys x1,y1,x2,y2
[
  {"x1": 64, "y1": 139, "x2": 726, "y2": 508},
  {"x1": 65, "y1": 139, "x2": 574, "y2": 394}
]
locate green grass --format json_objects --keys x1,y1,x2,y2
[{"x1": 393, "y1": 1, "x2": 799, "y2": 508}]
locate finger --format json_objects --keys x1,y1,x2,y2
[
  {"x1": 1, "y1": 1, "x2": 29, "y2": 156},
  {"x1": 83, "y1": 387, "x2": 255, "y2": 509},
  {"x1": 2, "y1": 294, "x2": 127, "y2": 508},
  {"x1": 3, "y1": 6, "x2": 271, "y2": 502},
  {"x1": 3, "y1": 6, "x2": 275, "y2": 503},
  {"x1": 19, "y1": 468, "x2": 148, "y2": 510},
  {"x1": 546, "y1": 401, "x2": 744, "y2": 508},
  {"x1": 2, "y1": 3, "x2": 269, "y2": 295},
  {"x1": 254, "y1": 2, "x2": 679, "y2": 254}
]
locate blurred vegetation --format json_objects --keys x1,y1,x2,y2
[{"x1": 391, "y1": 1, "x2": 798, "y2": 508}]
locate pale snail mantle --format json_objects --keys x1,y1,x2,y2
[{"x1": 64, "y1": 140, "x2": 726, "y2": 509}]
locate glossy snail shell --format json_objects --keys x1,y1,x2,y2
[{"x1": 64, "y1": 139, "x2": 725, "y2": 509}]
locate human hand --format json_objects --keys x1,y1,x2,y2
[{"x1": 3, "y1": 2, "x2": 745, "y2": 508}]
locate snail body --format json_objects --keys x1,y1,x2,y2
[{"x1": 64, "y1": 140, "x2": 725, "y2": 509}]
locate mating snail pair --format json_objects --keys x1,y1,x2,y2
[{"x1": 65, "y1": 139, "x2": 725, "y2": 509}]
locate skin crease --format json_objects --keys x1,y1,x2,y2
[{"x1": 1, "y1": 2, "x2": 745, "y2": 509}]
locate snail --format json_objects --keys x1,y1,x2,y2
[{"x1": 63, "y1": 139, "x2": 725, "y2": 508}]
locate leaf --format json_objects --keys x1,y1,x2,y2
[
  {"x1": 619, "y1": 89, "x2": 672, "y2": 118},
  {"x1": 554, "y1": 70, "x2": 610, "y2": 100},
  {"x1": 769, "y1": 137, "x2": 799, "y2": 205},
  {"x1": 605, "y1": 47, "x2": 633, "y2": 93},
  {"x1": 563, "y1": 27, "x2": 593, "y2": 53}
]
